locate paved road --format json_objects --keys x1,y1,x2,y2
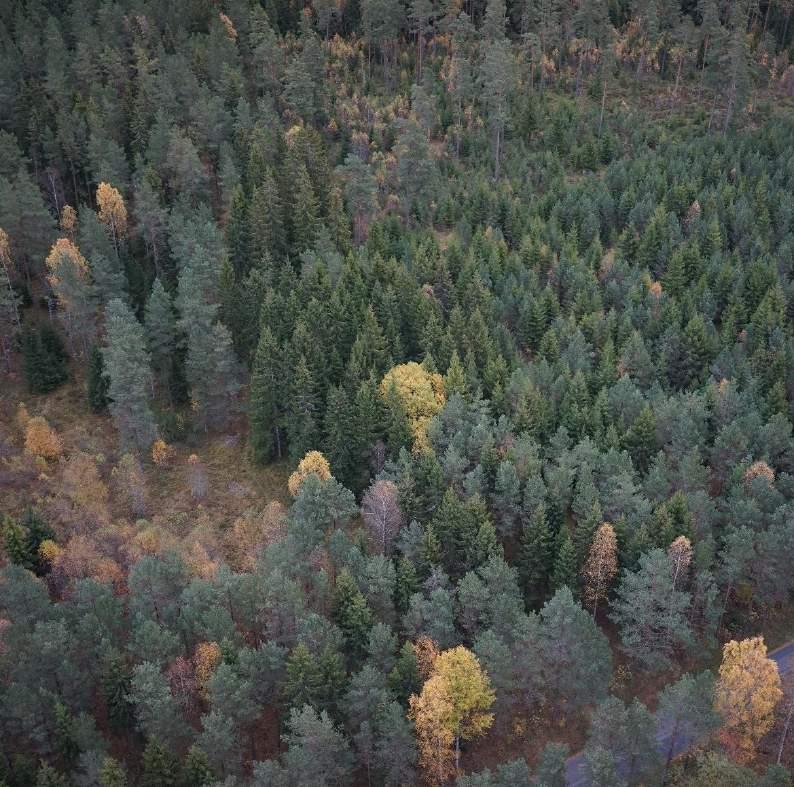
[{"x1": 564, "y1": 639, "x2": 794, "y2": 786}]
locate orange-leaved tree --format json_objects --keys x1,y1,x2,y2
[
  {"x1": 24, "y1": 416, "x2": 63, "y2": 461},
  {"x1": 715, "y1": 636, "x2": 782, "y2": 762},
  {"x1": 409, "y1": 645, "x2": 495, "y2": 784}
]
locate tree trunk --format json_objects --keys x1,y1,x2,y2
[
  {"x1": 763, "y1": 0, "x2": 773, "y2": 38},
  {"x1": 599, "y1": 77, "x2": 608, "y2": 136},
  {"x1": 673, "y1": 55, "x2": 683, "y2": 102},
  {"x1": 778, "y1": 695, "x2": 794, "y2": 764},
  {"x1": 699, "y1": 37, "x2": 710, "y2": 98},
  {"x1": 666, "y1": 719, "x2": 681, "y2": 767}
]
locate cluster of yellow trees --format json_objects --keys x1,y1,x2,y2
[{"x1": 409, "y1": 644, "x2": 495, "y2": 784}]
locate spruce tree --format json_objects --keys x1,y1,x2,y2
[
  {"x1": 286, "y1": 354, "x2": 321, "y2": 462},
  {"x1": 289, "y1": 163, "x2": 321, "y2": 255},
  {"x1": 87, "y1": 343, "x2": 109, "y2": 412},
  {"x1": 520, "y1": 503, "x2": 554, "y2": 607},
  {"x1": 323, "y1": 384, "x2": 355, "y2": 489},
  {"x1": 187, "y1": 321, "x2": 240, "y2": 432},
  {"x1": 145, "y1": 278, "x2": 177, "y2": 397},
  {"x1": 102, "y1": 298, "x2": 158, "y2": 452},
  {"x1": 177, "y1": 267, "x2": 239, "y2": 432},
  {"x1": 551, "y1": 530, "x2": 578, "y2": 592},
  {"x1": 622, "y1": 406, "x2": 657, "y2": 475},
  {"x1": 250, "y1": 168, "x2": 286, "y2": 261},
  {"x1": 22, "y1": 325, "x2": 68, "y2": 394},
  {"x1": 226, "y1": 185, "x2": 252, "y2": 278},
  {"x1": 332, "y1": 569, "x2": 374, "y2": 665},
  {"x1": 249, "y1": 327, "x2": 285, "y2": 462}
]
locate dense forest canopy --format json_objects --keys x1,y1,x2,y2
[{"x1": 3, "y1": 0, "x2": 794, "y2": 785}]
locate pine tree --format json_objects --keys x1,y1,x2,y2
[
  {"x1": 102, "y1": 298, "x2": 157, "y2": 452},
  {"x1": 87, "y1": 344, "x2": 109, "y2": 412},
  {"x1": 480, "y1": 37, "x2": 513, "y2": 179}
]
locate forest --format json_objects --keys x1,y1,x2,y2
[{"x1": 3, "y1": 0, "x2": 794, "y2": 785}]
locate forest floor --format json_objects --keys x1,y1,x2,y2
[{"x1": 0, "y1": 353, "x2": 290, "y2": 530}]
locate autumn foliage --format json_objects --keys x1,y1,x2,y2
[
  {"x1": 715, "y1": 636, "x2": 783, "y2": 763},
  {"x1": 96, "y1": 182, "x2": 128, "y2": 240},
  {"x1": 380, "y1": 362, "x2": 445, "y2": 454},
  {"x1": 287, "y1": 450, "x2": 332, "y2": 496},
  {"x1": 410, "y1": 646, "x2": 495, "y2": 783},
  {"x1": 24, "y1": 416, "x2": 63, "y2": 460},
  {"x1": 45, "y1": 237, "x2": 89, "y2": 296},
  {"x1": 581, "y1": 522, "x2": 618, "y2": 618},
  {"x1": 151, "y1": 438, "x2": 175, "y2": 466}
]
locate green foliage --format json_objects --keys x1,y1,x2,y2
[
  {"x1": 87, "y1": 343, "x2": 109, "y2": 412},
  {"x1": 102, "y1": 298, "x2": 158, "y2": 451},
  {"x1": 22, "y1": 325, "x2": 68, "y2": 394}
]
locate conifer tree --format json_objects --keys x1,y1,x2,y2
[
  {"x1": 0, "y1": 228, "x2": 20, "y2": 368},
  {"x1": 102, "y1": 298, "x2": 158, "y2": 452},
  {"x1": 250, "y1": 168, "x2": 286, "y2": 261},
  {"x1": 250, "y1": 327, "x2": 285, "y2": 461},
  {"x1": 323, "y1": 384, "x2": 356, "y2": 488},
  {"x1": 187, "y1": 321, "x2": 240, "y2": 432},
  {"x1": 22, "y1": 325, "x2": 69, "y2": 394},
  {"x1": 87, "y1": 344, "x2": 109, "y2": 412},
  {"x1": 332, "y1": 569, "x2": 374, "y2": 664},
  {"x1": 287, "y1": 354, "x2": 321, "y2": 462},
  {"x1": 145, "y1": 278, "x2": 177, "y2": 397},
  {"x1": 139, "y1": 740, "x2": 180, "y2": 787},
  {"x1": 226, "y1": 185, "x2": 252, "y2": 278},
  {"x1": 622, "y1": 406, "x2": 657, "y2": 475},
  {"x1": 289, "y1": 163, "x2": 321, "y2": 255},
  {"x1": 520, "y1": 503, "x2": 554, "y2": 607},
  {"x1": 551, "y1": 530, "x2": 578, "y2": 592}
]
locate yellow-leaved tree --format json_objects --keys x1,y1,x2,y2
[
  {"x1": 287, "y1": 450, "x2": 332, "y2": 496},
  {"x1": 96, "y1": 182, "x2": 127, "y2": 254},
  {"x1": 45, "y1": 237, "x2": 93, "y2": 355},
  {"x1": 380, "y1": 361, "x2": 445, "y2": 454},
  {"x1": 581, "y1": 522, "x2": 618, "y2": 618},
  {"x1": 409, "y1": 645, "x2": 495, "y2": 784},
  {"x1": 715, "y1": 636, "x2": 782, "y2": 762}
]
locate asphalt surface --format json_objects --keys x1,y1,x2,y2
[{"x1": 564, "y1": 639, "x2": 794, "y2": 786}]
